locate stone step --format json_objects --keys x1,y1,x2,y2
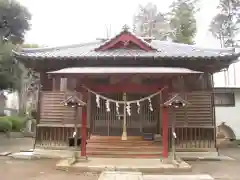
[
  {"x1": 90, "y1": 136, "x2": 143, "y2": 141},
  {"x1": 88, "y1": 139, "x2": 155, "y2": 144},
  {"x1": 87, "y1": 135, "x2": 161, "y2": 158},
  {"x1": 87, "y1": 153, "x2": 162, "y2": 158},
  {"x1": 87, "y1": 142, "x2": 157, "y2": 147},
  {"x1": 87, "y1": 150, "x2": 162, "y2": 155},
  {"x1": 87, "y1": 146, "x2": 162, "y2": 152}
]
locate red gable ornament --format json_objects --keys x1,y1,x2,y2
[{"x1": 95, "y1": 24, "x2": 157, "y2": 52}]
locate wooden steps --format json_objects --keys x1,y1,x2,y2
[{"x1": 86, "y1": 136, "x2": 162, "y2": 158}]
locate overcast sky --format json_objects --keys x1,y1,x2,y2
[
  {"x1": 17, "y1": 0, "x2": 240, "y2": 87},
  {"x1": 18, "y1": 0, "x2": 221, "y2": 47}
]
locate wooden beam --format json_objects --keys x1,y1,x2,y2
[{"x1": 89, "y1": 83, "x2": 164, "y2": 93}]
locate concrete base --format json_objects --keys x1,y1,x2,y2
[
  {"x1": 143, "y1": 174, "x2": 214, "y2": 180},
  {"x1": 174, "y1": 151, "x2": 235, "y2": 161},
  {"x1": 56, "y1": 158, "x2": 191, "y2": 173},
  {"x1": 98, "y1": 171, "x2": 214, "y2": 180},
  {"x1": 9, "y1": 151, "x2": 41, "y2": 160},
  {"x1": 99, "y1": 171, "x2": 143, "y2": 180},
  {"x1": 9, "y1": 148, "x2": 234, "y2": 161},
  {"x1": 0, "y1": 152, "x2": 12, "y2": 156},
  {"x1": 10, "y1": 149, "x2": 75, "y2": 159}
]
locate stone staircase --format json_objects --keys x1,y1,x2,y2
[{"x1": 86, "y1": 135, "x2": 162, "y2": 158}]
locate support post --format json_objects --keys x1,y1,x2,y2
[
  {"x1": 87, "y1": 91, "x2": 91, "y2": 139},
  {"x1": 61, "y1": 90, "x2": 86, "y2": 164},
  {"x1": 162, "y1": 106, "x2": 168, "y2": 158},
  {"x1": 81, "y1": 109, "x2": 87, "y2": 157},
  {"x1": 74, "y1": 106, "x2": 78, "y2": 148},
  {"x1": 121, "y1": 92, "x2": 127, "y2": 140},
  {"x1": 72, "y1": 105, "x2": 78, "y2": 162},
  {"x1": 171, "y1": 115, "x2": 176, "y2": 161}
]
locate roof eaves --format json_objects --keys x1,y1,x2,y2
[{"x1": 13, "y1": 53, "x2": 239, "y2": 60}]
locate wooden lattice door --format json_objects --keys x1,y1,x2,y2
[{"x1": 91, "y1": 93, "x2": 159, "y2": 136}]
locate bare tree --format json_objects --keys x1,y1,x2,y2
[
  {"x1": 209, "y1": 0, "x2": 240, "y2": 85},
  {"x1": 133, "y1": 3, "x2": 171, "y2": 40}
]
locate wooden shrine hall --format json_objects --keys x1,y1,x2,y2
[{"x1": 14, "y1": 26, "x2": 240, "y2": 158}]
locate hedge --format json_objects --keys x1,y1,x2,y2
[
  {"x1": 0, "y1": 117, "x2": 12, "y2": 132},
  {"x1": 6, "y1": 116, "x2": 26, "y2": 131},
  {"x1": 0, "y1": 116, "x2": 26, "y2": 132}
]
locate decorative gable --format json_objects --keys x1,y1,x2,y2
[
  {"x1": 95, "y1": 25, "x2": 157, "y2": 52},
  {"x1": 61, "y1": 94, "x2": 86, "y2": 107}
]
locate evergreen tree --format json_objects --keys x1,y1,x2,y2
[
  {"x1": 133, "y1": 1, "x2": 197, "y2": 44},
  {"x1": 169, "y1": 0, "x2": 197, "y2": 44},
  {"x1": 0, "y1": 0, "x2": 31, "y2": 91}
]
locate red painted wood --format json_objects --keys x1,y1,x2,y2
[
  {"x1": 95, "y1": 32, "x2": 155, "y2": 51},
  {"x1": 162, "y1": 107, "x2": 169, "y2": 158},
  {"x1": 89, "y1": 84, "x2": 163, "y2": 93},
  {"x1": 81, "y1": 109, "x2": 87, "y2": 157}
]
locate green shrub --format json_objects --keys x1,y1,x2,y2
[
  {"x1": 5, "y1": 116, "x2": 26, "y2": 132},
  {"x1": 0, "y1": 117, "x2": 12, "y2": 132}
]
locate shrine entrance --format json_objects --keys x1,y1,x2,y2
[{"x1": 90, "y1": 92, "x2": 159, "y2": 136}]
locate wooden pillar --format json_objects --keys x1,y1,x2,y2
[
  {"x1": 162, "y1": 106, "x2": 168, "y2": 158},
  {"x1": 87, "y1": 91, "x2": 91, "y2": 138},
  {"x1": 80, "y1": 89, "x2": 87, "y2": 158},
  {"x1": 162, "y1": 88, "x2": 169, "y2": 158},
  {"x1": 122, "y1": 92, "x2": 127, "y2": 140},
  {"x1": 52, "y1": 76, "x2": 60, "y2": 91},
  {"x1": 81, "y1": 108, "x2": 87, "y2": 157}
]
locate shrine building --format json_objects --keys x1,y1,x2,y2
[{"x1": 14, "y1": 27, "x2": 240, "y2": 158}]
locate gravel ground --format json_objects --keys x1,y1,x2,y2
[
  {"x1": 0, "y1": 136, "x2": 98, "y2": 180},
  {"x1": 0, "y1": 137, "x2": 240, "y2": 179},
  {"x1": 0, "y1": 157, "x2": 99, "y2": 180}
]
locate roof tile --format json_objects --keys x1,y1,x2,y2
[{"x1": 15, "y1": 39, "x2": 236, "y2": 59}]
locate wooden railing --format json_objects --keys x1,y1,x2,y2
[
  {"x1": 37, "y1": 91, "x2": 215, "y2": 151},
  {"x1": 35, "y1": 124, "x2": 90, "y2": 149},
  {"x1": 165, "y1": 91, "x2": 215, "y2": 151},
  {"x1": 166, "y1": 127, "x2": 215, "y2": 151}
]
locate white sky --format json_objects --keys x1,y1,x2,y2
[
  {"x1": 17, "y1": 0, "x2": 240, "y2": 87},
  {"x1": 18, "y1": 0, "x2": 220, "y2": 47}
]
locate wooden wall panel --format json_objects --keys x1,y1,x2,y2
[
  {"x1": 168, "y1": 91, "x2": 213, "y2": 127},
  {"x1": 40, "y1": 91, "x2": 76, "y2": 124}
]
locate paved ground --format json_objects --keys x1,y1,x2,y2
[
  {"x1": 0, "y1": 136, "x2": 240, "y2": 179},
  {"x1": 190, "y1": 149, "x2": 240, "y2": 180},
  {"x1": 150, "y1": 148, "x2": 240, "y2": 179}
]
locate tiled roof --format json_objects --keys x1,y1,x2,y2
[{"x1": 15, "y1": 39, "x2": 237, "y2": 59}]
